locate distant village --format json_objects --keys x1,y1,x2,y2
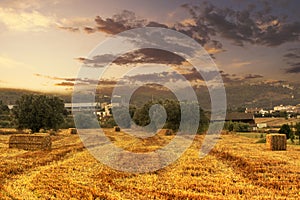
[{"x1": 245, "y1": 104, "x2": 300, "y2": 118}]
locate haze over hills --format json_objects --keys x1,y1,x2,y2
[
  {"x1": 0, "y1": 88, "x2": 71, "y2": 105},
  {"x1": 1, "y1": 79, "x2": 299, "y2": 110}
]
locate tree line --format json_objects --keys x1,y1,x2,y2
[{"x1": 2, "y1": 94, "x2": 210, "y2": 134}]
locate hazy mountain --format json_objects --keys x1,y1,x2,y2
[{"x1": 0, "y1": 80, "x2": 299, "y2": 110}]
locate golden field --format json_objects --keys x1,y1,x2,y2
[
  {"x1": 0, "y1": 129, "x2": 299, "y2": 200},
  {"x1": 255, "y1": 117, "x2": 300, "y2": 127}
]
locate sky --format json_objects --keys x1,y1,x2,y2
[{"x1": 0, "y1": 0, "x2": 299, "y2": 92}]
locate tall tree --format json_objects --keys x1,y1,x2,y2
[
  {"x1": 132, "y1": 99, "x2": 209, "y2": 133},
  {"x1": 295, "y1": 122, "x2": 300, "y2": 145},
  {"x1": 13, "y1": 94, "x2": 66, "y2": 133},
  {"x1": 278, "y1": 124, "x2": 292, "y2": 140},
  {"x1": 0, "y1": 100, "x2": 9, "y2": 114}
]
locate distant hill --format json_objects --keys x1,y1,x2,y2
[
  {"x1": 0, "y1": 88, "x2": 71, "y2": 105},
  {"x1": 1, "y1": 81, "x2": 299, "y2": 109}
]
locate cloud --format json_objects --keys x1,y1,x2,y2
[
  {"x1": 183, "y1": 2, "x2": 299, "y2": 47},
  {"x1": 34, "y1": 73, "x2": 116, "y2": 87},
  {"x1": 76, "y1": 49, "x2": 186, "y2": 67},
  {"x1": 60, "y1": 9, "x2": 223, "y2": 53},
  {"x1": 284, "y1": 48, "x2": 300, "y2": 59},
  {"x1": 57, "y1": 17, "x2": 94, "y2": 33},
  {"x1": 284, "y1": 53, "x2": 300, "y2": 59},
  {"x1": 54, "y1": 82, "x2": 75, "y2": 87},
  {"x1": 0, "y1": 7, "x2": 54, "y2": 32},
  {"x1": 83, "y1": 26, "x2": 96, "y2": 34},
  {"x1": 284, "y1": 47, "x2": 300, "y2": 73},
  {"x1": 56, "y1": 1, "x2": 299, "y2": 50},
  {"x1": 123, "y1": 67, "x2": 224, "y2": 86},
  {"x1": 231, "y1": 61, "x2": 252, "y2": 68},
  {"x1": 243, "y1": 74, "x2": 264, "y2": 79},
  {"x1": 94, "y1": 10, "x2": 146, "y2": 35},
  {"x1": 286, "y1": 62, "x2": 300, "y2": 73},
  {"x1": 58, "y1": 26, "x2": 79, "y2": 32},
  {"x1": 34, "y1": 73, "x2": 77, "y2": 82}
]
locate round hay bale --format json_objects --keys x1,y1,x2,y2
[
  {"x1": 68, "y1": 128, "x2": 77, "y2": 134},
  {"x1": 266, "y1": 134, "x2": 286, "y2": 151}
]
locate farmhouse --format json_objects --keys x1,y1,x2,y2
[
  {"x1": 225, "y1": 112, "x2": 255, "y2": 125},
  {"x1": 64, "y1": 102, "x2": 100, "y2": 112}
]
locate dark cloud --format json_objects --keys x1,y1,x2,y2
[
  {"x1": 146, "y1": 21, "x2": 168, "y2": 28},
  {"x1": 76, "y1": 49, "x2": 186, "y2": 67},
  {"x1": 115, "y1": 49, "x2": 185, "y2": 66},
  {"x1": 286, "y1": 62, "x2": 300, "y2": 73},
  {"x1": 76, "y1": 54, "x2": 116, "y2": 68},
  {"x1": 244, "y1": 74, "x2": 264, "y2": 79},
  {"x1": 35, "y1": 73, "x2": 116, "y2": 87},
  {"x1": 94, "y1": 10, "x2": 146, "y2": 34},
  {"x1": 284, "y1": 53, "x2": 300, "y2": 59},
  {"x1": 220, "y1": 71, "x2": 242, "y2": 84},
  {"x1": 83, "y1": 26, "x2": 96, "y2": 34},
  {"x1": 284, "y1": 47, "x2": 300, "y2": 73},
  {"x1": 55, "y1": 82, "x2": 75, "y2": 87},
  {"x1": 58, "y1": 26, "x2": 80, "y2": 32},
  {"x1": 182, "y1": 2, "x2": 300, "y2": 47},
  {"x1": 35, "y1": 73, "x2": 77, "y2": 82},
  {"x1": 124, "y1": 68, "x2": 224, "y2": 84},
  {"x1": 121, "y1": 68, "x2": 264, "y2": 86},
  {"x1": 60, "y1": 2, "x2": 299, "y2": 49}
]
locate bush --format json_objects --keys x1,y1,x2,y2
[
  {"x1": 100, "y1": 117, "x2": 117, "y2": 128},
  {"x1": 59, "y1": 116, "x2": 75, "y2": 129},
  {"x1": 224, "y1": 121, "x2": 250, "y2": 132},
  {"x1": 0, "y1": 121, "x2": 11, "y2": 128},
  {"x1": 278, "y1": 124, "x2": 292, "y2": 140},
  {"x1": 132, "y1": 100, "x2": 209, "y2": 133},
  {"x1": 13, "y1": 94, "x2": 66, "y2": 132},
  {"x1": 74, "y1": 112, "x2": 99, "y2": 129}
]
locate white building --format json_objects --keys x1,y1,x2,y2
[{"x1": 64, "y1": 102, "x2": 100, "y2": 112}]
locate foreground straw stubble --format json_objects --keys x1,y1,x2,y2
[{"x1": 0, "y1": 129, "x2": 299, "y2": 199}]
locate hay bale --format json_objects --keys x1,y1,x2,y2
[
  {"x1": 114, "y1": 126, "x2": 120, "y2": 132},
  {"x1": 68, "y1": 128, "x2": 77, "y2": 134},
  {"x1": 158, "y1": 129, "x2": 173, "y2": 136},
  {"x1": 266, "y1": 134, "x2": 286, "y2": 151},
  {"x1": 9, "y1": 134, "x2": 51, "y2": 151}
]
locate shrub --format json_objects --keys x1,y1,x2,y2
[
  {"x1": 278, "y1": 124, "x2": 292, "y2": 140},
  {"x1": 224, "y1": 121, "x2": 250, "y2": 132},
  {"x1": 13, "y1": 94, "x2": 66, "y2": 133}
]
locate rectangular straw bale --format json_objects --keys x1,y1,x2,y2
[
  {"x1": 9, "y1": 134, "x2": 51, "y2": 151},
  {"x1": 266, "y1": 134, "x2": 286, "y2": 151}
]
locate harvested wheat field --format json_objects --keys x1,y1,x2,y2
[{"x1": 0, "y1": 129, "x2": 299, "y2": 199}]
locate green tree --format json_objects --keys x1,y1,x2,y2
[
  {"x1": 224, "y1": 121, "x2": 250, "y2": 132},
  {"x1": 0, "y1": 100, "x2": 9, "y2": 114},
  {"x1": 112, "y1": 106, "x2": 132, "y2": 128},
  {"x1": 132, "y1": 100, "x2": 209, "y2": 133},
  {"x1": 74, "y1": 112, "x2": 99, "y2": 129},
  {"x1": 278, "y1": 124, "x2": 292, "y2": 140},
  {"x1": 295, "y1": 122, "x2": 300, "y2": 145},
  {"x1": 13, "y1": 94, "x2": 66, "y2": 133}
]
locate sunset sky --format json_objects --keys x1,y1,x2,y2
[{"x1": 0, "y1": 0, "x2": 299, "y2": 92}]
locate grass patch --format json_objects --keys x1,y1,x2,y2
[{"x1": 236, "y1": 132, "x2": 266, "y2": 139}]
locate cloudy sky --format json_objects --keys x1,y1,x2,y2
[{"x1": 0, "y1": 0, "x2": 299, "y2": 92}]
